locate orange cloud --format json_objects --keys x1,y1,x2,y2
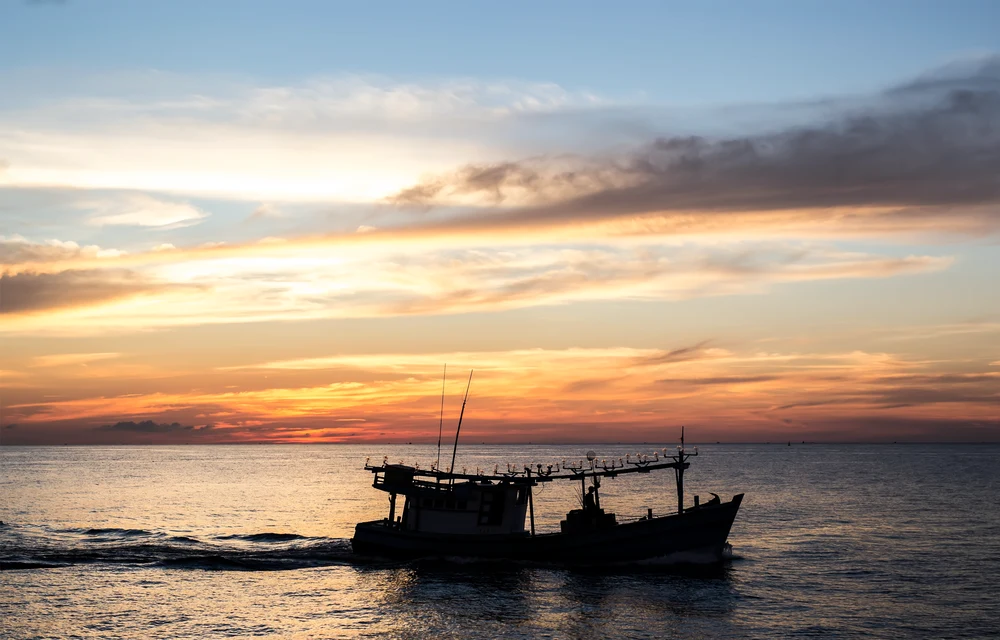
[
  {"x1": 5, "y1": 346, "x2": 997, "y2": 444},
  {"x1": 0, "y1": 233, "x2": 951, "y2": 336}
]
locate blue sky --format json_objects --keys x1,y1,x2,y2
[{"x1": 5, "y1": 0, "x2": 999, "y2": 103}]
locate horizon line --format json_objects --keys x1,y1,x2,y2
[{"x1": 3, "y1": 441, "x2": 999, "y2": 447}]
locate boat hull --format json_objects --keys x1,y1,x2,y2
[{"x1": 352, "y1": 493, "x2": 743, "y2": 565}]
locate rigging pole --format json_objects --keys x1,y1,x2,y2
[
  {"x1": 675, "y1": 426, "x2": 686, "y2": 514},
  {"x1": 435, "y1": 364, "x2": 446, "y2": 472},
  {"x1": 448, "y1": 370, "x2": 474, "y2": 482}
]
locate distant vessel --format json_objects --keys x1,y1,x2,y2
[{"x1": 351, "y1": 432, "x2": 743, "y2": 564}]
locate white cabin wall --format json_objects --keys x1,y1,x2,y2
[
  {"x1": 411, "y1": 508, "x2": 481, "y2": 533},
  {"x1": 404, "y1": 484, "x2": 531, "y2": 535}
]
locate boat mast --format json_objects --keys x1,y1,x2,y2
[
  {"x1": 526, "y1": 468, "x2": 536, "y2": 536},
  {"x1": 435, "y1": 364, "x2": 446, "y2": 473},
  {"x1": 675, "y1": 426, "x2": 685, "y2": 514},
  {"x1": 447, "y1": 370, "x2": 474, "y2": 482}
]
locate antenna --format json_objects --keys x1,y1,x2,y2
[
  {"x1": 681, "y1": 425, "x2": 685, "y2": 449},
  {"x1": 448, "y1": 370, "x2": 474, "y2": 480},
  {"x1": 435, "y1": 364, "x2": 446, "y2": 471}
]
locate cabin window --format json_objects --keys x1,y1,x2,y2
[
  {"x1": 434, "y1": 499, "x2": 443, "y2": 509},
  {"x1": 422, "y1": 498, "x2": 431, "y2": 508},
  {"x1": 457, "y1": 501, "x2": 467, "y2": 510},
  {"x1": 477, "y1": 489, "x2": 506, "y2": 526},
  {"x1": 446, "y1": 499, "x2": 455, "y2": 510}
]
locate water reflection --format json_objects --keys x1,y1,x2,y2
[
  {"x1": 354, "y1": 563, "x2": 537, "y2": 636},
  {"x1": 347, "y1": 561, "x2": 738, "y2": 639}
]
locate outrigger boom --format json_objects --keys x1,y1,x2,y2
[{"x1": 368, "y1": 446, "x2": 694, "y2": 503}]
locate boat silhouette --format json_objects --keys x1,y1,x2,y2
[{"x1": 352, "y1": 431, "x2": 742, "y2": 564}]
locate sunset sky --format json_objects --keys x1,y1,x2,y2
[{"x1": 2, "y1": 0, "x2": 998, "y2": 444}]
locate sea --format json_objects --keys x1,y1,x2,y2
[{"x1": 2, "y1": 443, "x2": 998, "y2": 639}]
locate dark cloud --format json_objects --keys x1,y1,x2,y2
[
  {"x1": 868, "y1": 386, "x2": 1000, "y2": 407},
  {"x1": 390, "y1": 162, "x2": 548, "y2": 206},
  {"x1": 0, "y1": 269, "x2": 167, "y2": 314},
  {"x1": 97, "y1": 420, "x2": 213, "y2": 433},
  {"x1": 390, "y1": 57, "x2": 1000, "y2": 231},
  {"x1": 0, "y1": 238, "x2": 84, "y2": 266},
  {"x1": 562, "y1": 376, "x2": 628, "y2": 394},
  {"x1": 796, "y1": 416, "x2": 1000, "y2": 443},
  {"x1": 775, "y1": 372, "x2": 1000, "y2": 411},
  {"x1": 3, "y1": 424, "x2": 16, "y2": 430},
  {"x1": 246, "y1": 203, "x2": 287, "y2": 222},
  {"x1": 871, "y1": 373, "x2": 1000, "y2": 385},
  {"x1": 776, "y1": 399, "x2": 852, "y2": 411},
  {"x1": 656, "y1": 375, "x2": 778, "y2": 385},
  {"x1": 631, "y1": 341, "x2": 713, "y2": 367},
  {"x1": 889, "y1": 56, "x2": 1000, "y2": 97}
]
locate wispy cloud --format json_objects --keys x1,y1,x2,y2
[
  {"x1": 0, "y1": 75, "x2": 605, "y2": 202},
  {"x1": 246, "y1": 203, "x2": 287, "y2": 221},
  {"x1": 86, "y1": 194, "x2": 208, "y2": 229},
  {"x1": 0, "y1": 237, "x2": 950, "y2": 334},
  {"x1": 31, "y1": 352, "x2": 119, "y2": 367}
]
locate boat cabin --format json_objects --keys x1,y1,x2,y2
[{"x1": 373, "y1": 464, "x2": 530, "y2": 535}]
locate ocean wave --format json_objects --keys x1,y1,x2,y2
[
  {"x1": 0, "y1": 526, "x2": 357, "y2": 572},
  {"x1": 1, "y1": 560, "x2": 69, "y2": 570},
  {"x1": 156, "y1": 555, "x2": 266, "y2": 570},
  {"x1": 214, "y1": 532, "x2": 312, "y2": 542},
  {"x1": 83, "y1": 527, "x2": 156, "y2": 537}
]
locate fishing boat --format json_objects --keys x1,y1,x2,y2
[
  {"x1": 353, "y1": 444, "x2": 742, "y2": 565},
  {"x1": 351, "y1": 371, "x2": 743, "y2": 564}
]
